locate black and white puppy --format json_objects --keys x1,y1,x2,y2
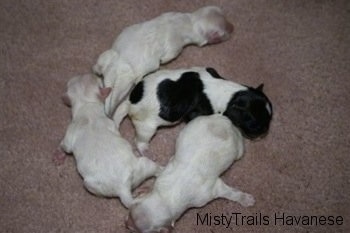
[{"x1": 114, "y1": 67, "x2": 273, "y2": 155}]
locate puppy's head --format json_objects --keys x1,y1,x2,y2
[
  {"x1": 127, "y1": 194, "x2": 173, "y2": 233},
  {"x1": 223, "y1": 84, "x2": 273, "y2": 139},
  {"x1": 62, "y1": 74, "x2": 111, "y2": 108},
  {"x1": 192, "y1": 6, "x2": 233, "y2": 45}
]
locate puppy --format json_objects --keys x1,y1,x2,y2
[
  {"x1": 126, "y1": 115, "x2": 255, "y2": 233},
  {"x1": 56, "y1": 74, "x2": 161, "y2": 208},
  {"x1": 93, "y1": 6, "x2": 233, "y2": 116},
  {"x1": 114, "y1": 67, "x2": 273, "y2": 155}
]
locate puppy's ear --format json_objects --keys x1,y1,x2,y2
[
  {"x1": 256, "y1": 83, "x2": 264, "y2": 92},
  {"x1": 99, "y1": 87, "x2": 112, "y2": 100},
  {"x1": 61, "y1": 93, "x2": 71, "y2": 107}
]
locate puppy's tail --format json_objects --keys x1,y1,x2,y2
[{"x1": 113, "y1": 100, "x2": 130, "y2": 129}]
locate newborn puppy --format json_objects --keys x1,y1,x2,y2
[
  {"x1": 57, "y1": 74, "x2": 161, "y2": 208},
  {"x1": 126, "y1": 115, "x2": 255, "y2": 233},
  {"x1": 93, "y1": 6, "x2": 233, "y2": 116},
  {"x1": 114, "y1": 67, "x2": 272, "y2": 155}
]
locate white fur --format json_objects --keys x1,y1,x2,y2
[
  {"x1": 59, "y1": 74, "x2": 161, "y2": 208},
  {"x1": 127, "y1": 115, "x2": 255, "y2": 233},
  {"x1": 93, "y1": 6, "x2": 233, "y2": 116},
  {"x1": 113, "y1": 67, "x2": 247, "y2": 155}
]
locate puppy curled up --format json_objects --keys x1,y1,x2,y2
[
  {"x1": 93, "y1": 6, "x2": 234, "y2": 116},
  {"x1": 126, "y1": 114, "x2": 255, "y2": 233},
  {"x1": 113, "y1": 67, "x2": 273, "y2": 155},
  {"x1": 55, "y1": 74, "x2": 162, "y2": 208}
]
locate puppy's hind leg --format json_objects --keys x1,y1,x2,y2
[
  {"x1": 53, "y1": 136, "x2": 73, "y2": 165},
  {"x1": 133, "y1": 120, "x2": 158, "y2": 157},
  {"x1": 132, "y1": 157, "x2": 163, "y2": 189},
  {"x1": 213, "y1": 178, "x2": 255, "y2": 207},
  {"x1": 118, "y1": 188, "x2": 135, "y2": 209},
  {"x1": 113, "y1": 100, "x2": 130, "y2": 130},
  {"x1": 84, "y1": 177, "x2": 134, "y2": 208},
  {"x1": 93, "y1": 49, "x2": 118, "y2": 76},
  {"x1": 59, "y1": 135, "x2": 73, "y2": 154}
]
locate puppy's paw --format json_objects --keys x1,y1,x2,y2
[
  {"x1": 92, "y1": 63, "x2": 103, "y2": 76},
  {"x1": 53, "y1": 148, "x2": 67, "y2": 166},
  {"x1": 136, "y1": 141, "x2": 149, "y2": 155},
  {"x1": 239, "y1": 193, "x2": 255, "y2": 207}
]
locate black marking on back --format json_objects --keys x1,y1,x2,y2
[
  {"x1": 206, "y1": 67, "x2": 225, "y2": 79},
  {"x1": 183, "y1": 93, "x2": 214, "y2": 122},
  {"x1": 129, "y1": 81, "x2": 144, "y2": 104},
  {"x1": 157, "y1": 72, "x2": 212, "y2": 122}
]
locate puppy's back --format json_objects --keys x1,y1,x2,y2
[{"x1": 174, "y1": 115, "x2": 244, "y2": 176}]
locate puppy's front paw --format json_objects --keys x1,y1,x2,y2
[
  {"x1": 136, "y1": 141, "x2": 149, "y2": 156},
  {"x1": 239, "y1": 193, "x2": 255, "y2": 207}
]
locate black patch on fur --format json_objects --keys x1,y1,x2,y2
[
  {"x1": 157, "y1": 72, "x2": 213, "y2": 122},
  {"x1": 129, "y1": 81, "x2": 144, "y2": 104},
  {"x1": 206, "y1": 67, "x2": 225, "y2": 79},
  {"x1": 183, "y1": 93, "x2": 213, "y2": 122},
  {"x1": 223, "y1": 87, "x2": 273, "y2": 139}
]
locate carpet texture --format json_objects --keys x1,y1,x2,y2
[{"x1": 1, "y1": 0, "x2": 349, "y2": 232}]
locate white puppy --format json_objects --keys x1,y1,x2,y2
[
  {"x1": 126, "y1": 115, "x2": 255, "y2": 232},
  {"x1": 93, "y1": 6, "x2": 233, "y2": 116},
  {"x1": 56, "y1": 74, "x2": 161, "y2": 208},
  {"x1": 114, "y1": 67, "x2": 273, "y2": 155}
]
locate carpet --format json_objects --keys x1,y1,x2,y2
[{"x1": 1, "y1": 0, "x2": 349, "y2": 232}]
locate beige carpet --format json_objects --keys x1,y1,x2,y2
[{"x1": 1, "y1": 0, "x2": 349, "y2": 232}]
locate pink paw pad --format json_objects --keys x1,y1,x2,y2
[{"x1": 52, "y1": 149, "x2": 67, "y2": 166}]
